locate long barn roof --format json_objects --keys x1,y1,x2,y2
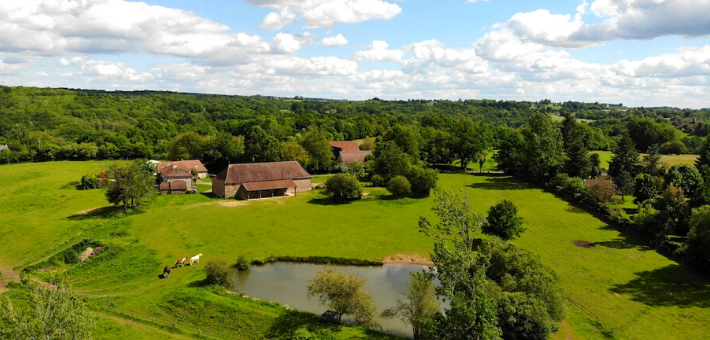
[{"x1": 215, "y1": 161, "x2": 311, "y2": 184}]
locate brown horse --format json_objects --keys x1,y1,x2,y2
[
  {"x1": 163, "y1": 266, "x2": 171, "y2": 278},
  {"x1": 175, "y1": 256, "x2": 187, "y2": 268}
]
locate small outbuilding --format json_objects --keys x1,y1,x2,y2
[
  {"x1": 159, "y1": 181, "x2": 188, "y2": 195},
  {"x1": 213, "y1": 161, "x2": 312, "y2": 199},
  {"x1": 157, "y1": 164, "x2": 195, "y2": 190}
]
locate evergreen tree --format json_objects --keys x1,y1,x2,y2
[
  {"x1": 564, "y1": 134, "x2": 591, "y2": 178},
  {"x1": 609, "y1": 135, "x2": 640, "y2": 189},
  {"x1": 589, "y1": 153, "x2": 602, "y2": 178},
  {"x1": 696, "y1": 134, "x2": 710, "y2": 170}
]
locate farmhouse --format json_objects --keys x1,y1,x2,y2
[
  {"x1": 329, "y1": 141, "x2": 372, "y2": 164},
  {"x1": 213, "y1": 161, "x2": 312, "y2": 199},
  {"x1": 157, "y1": 160, "x2": 208, "y2": 178},
  {"x1": 157, "y1": 164, "x2": 195, "y2": 190}
]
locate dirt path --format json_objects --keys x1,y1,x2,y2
[
  {"x1": 0, "y1": 266, "x2": 20, "y2": 294},
  {"x1": 382, "y1": 254, "x2": 434, "y2": 266}
]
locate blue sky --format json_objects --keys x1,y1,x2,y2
[{"x1": 0, "y1": 0, "x2": 708, "y2": 107}]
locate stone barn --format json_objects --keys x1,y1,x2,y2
[
  {"x1": 157, "y1": 160, "x2": 208, "y2": 178},
  {"x1": 329, "y1": 141, "x2": 371, "y2": 164},
  {"x1": 213, "y1": 161, "x2": 312, "y2": 199}
]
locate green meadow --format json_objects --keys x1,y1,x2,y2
[
  {"x1": 589, "y1": 150, "x2": 697, "y2": 170},
  {"x1": 2, "y1": 161, "x2": 710, "y2": 339}
]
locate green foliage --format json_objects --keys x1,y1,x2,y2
[
  {"x1": 484, "y1": 200, "x2": 525, "y2": 240},
  {"x1": 382, "y1": 124, "x2": 421, "y2": 162},
  {"x1": 282, "y1": 141, "x2": 311, "y2": 167},
  {"x1": 685, "y1": 206, "x2": 710, "y2": 271},
  {"x1": 202, "y1": 132, "x2": 244, "y2": 172},
  {"x1": 665, "y1": 165, "x2": 704, "y2": 198},
  {"x1": 306, "y1": 265, "x2": 379, "y2": 329},
  {"x1": 407, "y1": 166, "x2": 439, "y2": 197},
  {"x1": 81, "y1": 174, "x2": 101, "y2": 189},
  {"x1": 523, "y1": 113, "x2": 564, "y2": 183},
  {"x1": 495, "y1": 129, "x2": 526, "y2": 175},
  {"x1": 300, "y1": 129, "x2": 333, "y2": 171},
  {"x1": 381, "y1": 272, "x2": 439, "y2": 340},
  {"x1": 105, "y1": 162, "x2": 156, "y2": 210},
  {"x1": 0, "y1": 275, "x2": 94, "y2": 340},
  {"x1": 387, "y1": 176, "x2": 411, "y2": 198},
  {"x1": 244, "y1": 125, "x2": 281, "y2": 163},
  {"x1": 634, "y1": 173, "x2": 659, "y2": 204},
  {"x1": 453, "y1": 119, "x2": 492, "y2": 170},
  {"x1": 660, "y1": 140, "x2": 689, "y2": 155},
  {"x1": 324, "y1": 174, "x2": 362, "y2": 201},
  {"x1": 642, "y1": 144, "x2": 663, "y2": 176},
  {"x1": 696, "y1": 134, "x2": 710, "y2": 169},
  {"x1": 370, "y1": 174, "x2": 387, "y2": 187},
  {"x1": 235, "y1": 255, "x2": 250, "y2": 271},
  {"x1": 627, "y1": 118, "x2": 679, "y2": 153},
  {"x1": 373, "y1": 141, "x2": 410, "y2": 181},
  {"x1": 167, "y1": 131, "x2": 206, "y2": 161},
  {"x1": 609, "y1": 135, "x2": 640, "y2": 181},
  {"x1": 360, "y1": 137, "x2": 375, "y2": 151},
  {"x1": 289, "y1": 326, "x2": 337, "y2": 340},
  {"x1": 343, "y1": 161, "x2": 366, "y2": 180},
  {"x1": 204, "y1": 260, "x2": 235, "y2": 287}
]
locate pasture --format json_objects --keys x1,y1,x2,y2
[
  {"x1": 589, "y1": 150, "x2": 698, "y2": 170},
  {"x1": 1, "y1": 161, "x2": 710, "y2": 339}
]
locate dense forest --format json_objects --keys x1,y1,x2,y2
[{"x1": 0, "y1": 86, "x2": 708, "y2": 172}]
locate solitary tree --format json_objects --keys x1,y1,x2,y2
[
  {"x1": 105, "y1": 162, "x2": 155, "y2": 210},
  {"x1": 324, "y1": 174, "x2": 362, "y2": 201},
  {"x1": 306, "y1": 265, "x2": 379, "y2": 329},
  {"x1": 382, "y1": 272, "x2": 439, "y2": 340},
  {"x1": 0, "y1": 275, "x2": 94, "y2": 340},
  {"x1": 484, "y1": 200, "x2": 525, "y2": 240}
]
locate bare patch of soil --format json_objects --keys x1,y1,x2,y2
[
  {"x1": 76, "y1": 207, "x2": 108, "y2": 215},
  {"x1": 0, "y1": 267, "x2": 20, "y2": 295},
  {"x1": 79, "y1": 248, "x2": 94, "y2": 262},
  {"x1": 383, "y1": 254, "x2": 434, "y2": 266},
  {"x1": 573, "y1": 240, "x2": 595, "y2": 248},
  {"x1": 218, "y1": 201, "x2": 246, "y2": 208}
]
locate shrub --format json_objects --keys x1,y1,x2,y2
[
  {"x1": 204, "y1": 260, "x2": 235, "y2": 287},
  {"x1": 387, "y1": 176, "x2": 411, "y2": 198},
  {"x1": 660, "y1": 140, "x2": 689, "y2": 155},
  {"x1": 407, "y1": 166, "x2": 438, "y2": 197},
  {"x1": 81, "y1": 174, "x2": 100, "y2": 189},
  {"x1": 63, "y1": 250, "x2": 80, "y2": 264},
  {"x1": 587, "y1": 176, "x2": 617, "y2": 204},
  {"x1": 325, "y1": 174, "x2": 362, "y2": 201},
  {"x1": 370, "y1": 174, "x2": 386, "y2": 187},
  {"x1": 484, "y1": 200, "x2": 525, "y2": 240},
  {"x1": 235, "y1": 255, "x2": 250, "y2": 271}
]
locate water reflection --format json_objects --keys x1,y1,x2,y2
[{"x1": 233, "y1": 262, "x2": 432, "y2": 337}]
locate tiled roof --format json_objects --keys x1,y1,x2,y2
[
  {"x1": 338, "y1": 150, "x2": 372, "y2": 164},
  {"x1": 329, "y1": 141, "x2": 360, "y2": 152},
  {"x1": 160, "y1": 165, "x2": 193, "y2": 178},
  {"x1": 242, "y1": 179, "x2": 297, "y2": 191},
  {"x1": 158, "y1": 160, "x2": 208, "y2": 173},
  {"x1": 215, "y1": 161, "x2": 311, "y2": 184},
  {"x1": 160, "y1": 181, "x2": 188, "y2": 191}
]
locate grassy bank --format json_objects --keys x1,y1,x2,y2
[{"x1": 2, "y1": 161, "x2": 710, "y2": 339}]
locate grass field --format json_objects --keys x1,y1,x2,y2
[
  {"x1": 590, "y1": 150, "x2": 698, "y2": 170},
  {"x1": 2, "y1": 161, "x2": 710, "y2": 339}
]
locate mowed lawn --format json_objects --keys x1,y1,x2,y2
[
  {"x1": 590, "y1": 150, "x2": 698, "y2": 170},
  {"x1": 2, "y1": 161, "x2": 710, "y2": 339}
]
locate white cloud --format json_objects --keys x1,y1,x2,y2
[
  {"x1": 501, "y1": 0, "x2": 710, "y2": 48},
  {"x1": 355, "y1": 40, "x2": 404, "y2": 62},
  {"x1": 248, "y1": 0, "x2": 402, "y2": 29},
  {"x1": 272, "y1": 33, "x2": 302, "y2": 54},
  {"x1": 576, "y1": 1, "x2": 589, "y2": 14},
  {"x1": 321, "y1": 34, "x2": 348, "y2": 47},
  {"x1": 0, "y1": 0, "x2": 272, "y2": 65},
  {"x1": 78, "y1": 59, "x2": 154, "y2": 82}
]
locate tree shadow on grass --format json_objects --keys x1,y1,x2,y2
[
  {"x1": 467, "y1": 177, "x2": 530, "y2": 191},
  {"x1": 307, "y1": 197, "x2": 354, "y2": 206},
  {"x1": 565, "y1": 205, "x2": 588, "y2": 214},
  {"x1": 611, "y1": 264, "x2": 710, "y2": 308},
  {"x1": 592, "y1": 238, "x2": 653, "y2": 251},
  {"x1": 187, "y1": 279, "x2": 208, "y2": 288},
  {"x1": 66, "y1": 206, "x2": 123, "y2": 220}
]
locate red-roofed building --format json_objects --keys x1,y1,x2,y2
[
  {"x1": 213, "y1": 161, "x2": 312, "y2": 200},
  {"x1": 157, "y1": 160, "x2": 208, "y2": 178},
  {"x1": 157, "y1": 163, "x2": 195, "y2": 191},
  {"x1": 159, "y1": 181, "x2": 188, "y2": 195},
  {"x1": 329, "y1": 141, "x2": 370, "y2": 164}
]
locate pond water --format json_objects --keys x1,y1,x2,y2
[{"x1": 232, "y1": 262, "x2": 434, "y2": 338}]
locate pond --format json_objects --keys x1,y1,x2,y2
[{"x1": 232, "y1": 262, "x2": 435, "y2": 338}]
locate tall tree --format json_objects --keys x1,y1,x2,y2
[
  {"x1": 281, "y1": 141, "x2": 310, "y2": 167},
  {"x1": 383, "y1": 124, "x2": 421, "y2": 161},
  {"x1": 299, "y1": 129, "x2": 333, "y2": 171},
  {"x1": 523, "y1": 113, "x2": 564, "y2": 183},
  {"x1": 381, "y1": 272, "x2": 439, "y2": 340},
  {"x1": 105, "y1": 162, "x2": 156, "y2": 210},
  {"x1": 167, "y1": 131, "x2": 206, "y2": 160},
  {"x1": 609, "y1": 135, "x2": 640, "y2": 188},
  {"x1": 374, "y1": 141, "x2": 410, "y2": 181},
  {"x1": 243, "y1": 125, "x2": 281, "y2": 163},
  {"x1": 202, "y1": 132, "x2": 244, "y2": 173},
  {"x1": 419, "y1": 191, "x2": 502, "y2": 340},
  {"x1": 495, "y1": 129, "x2": 526, "y2": 175},
  {"x1": 643, "y1": 144, "x2": 662, "y2": 176},
  {"x1": 589, "y1": 153, "x2": 602, "y2": 178},
  {"x1": 695, "y1": 134, "x2": 710, "y2": 171},
  {"x1": 564, "y1": 133, "x2": 591, "y2": 178},
  {"x1": 453, "y1": 119, "x2": 491, "y2": 170}
]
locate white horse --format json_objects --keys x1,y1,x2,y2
[{"x1": 190, "y1": 253, "x2": 203, "y2": 265}]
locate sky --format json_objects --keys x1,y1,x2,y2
[{"x1": 0, "y1": 0, "x2": 708, "y2": 108}]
